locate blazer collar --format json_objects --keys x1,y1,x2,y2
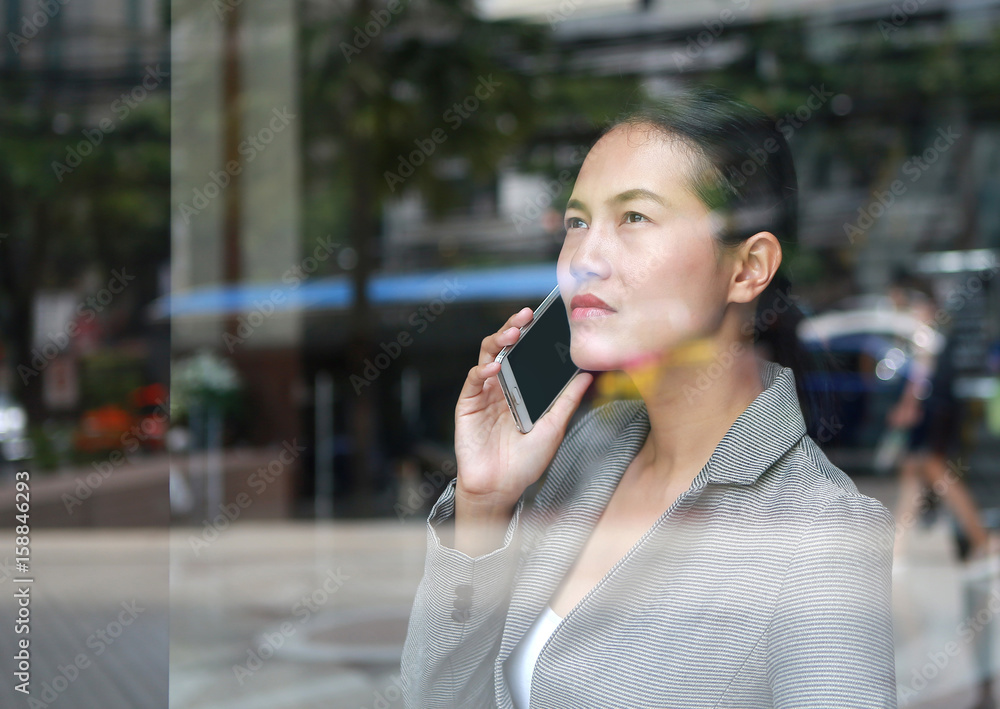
[
  {"x1": 671, "y1": 357, "x2": 808, "y2": 487},
  {"x1": 570, "y1": 358, "x2": 808, "y2": 488},
  {"x1": 494, "y1": 358, "x2": 808, "y2": 705}
]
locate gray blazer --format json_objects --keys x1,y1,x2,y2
[{"x1": 401, "y1": 359, "x2": 897, "y2": 708}]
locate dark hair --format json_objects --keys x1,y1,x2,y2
[{"x1": 603, "y1": 87, "x2": 842, "y2": 438}]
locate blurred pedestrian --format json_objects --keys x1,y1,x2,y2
[{"x1": 890, "y1": 287, "x2": 992, "y2": 564}]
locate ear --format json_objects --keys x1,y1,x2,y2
[{"x1": 728, "y1": 231, "x2": 782, "y2": 305}]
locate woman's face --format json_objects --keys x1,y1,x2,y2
[{"x1": 556, "y1": 123, "x2": 736, "y2": 372}]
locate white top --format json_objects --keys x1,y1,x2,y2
[{"x1": 504, "y1": 604, "x2": 564, "y2": 709}]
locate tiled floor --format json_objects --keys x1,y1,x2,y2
[{"x1": 168, "y1": 520, "x2": 426, "y2": 709}]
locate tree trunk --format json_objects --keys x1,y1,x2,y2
[
  {"x1": 344, "y1": 0, "x2": 380, "y2": 516},
  {"x1": 10, "y1": 201, "x2": 51, "y2": 424}
]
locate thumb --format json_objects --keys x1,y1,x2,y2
[{"x1": 544, "y1": 371, "x2": 593, "y2": 432}]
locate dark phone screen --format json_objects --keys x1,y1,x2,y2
[{"x1": 505, "y1": 295, "x2": 579, "y2": 423}]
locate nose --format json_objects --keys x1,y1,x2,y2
[{"x1": 564, "y1": 226, "x2": 612, "y2": 285}]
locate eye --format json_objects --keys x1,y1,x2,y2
[
  {"x1": 565, "y1": 216, "x2": 588, "y2": 230},
  {"x1": 624, "y1": 212, "x2": 649, "y2": 224}
]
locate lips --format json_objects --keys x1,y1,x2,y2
[
  {"x1": 571, "y1": 294, "x2": 614, "y2": 311},
  {"x1": 570, "y1": 293, "x2": 615, "y2": 320}
]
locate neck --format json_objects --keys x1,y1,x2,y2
[{"x1": 623, "y1": 337, "x2": 765, "y2": 493}]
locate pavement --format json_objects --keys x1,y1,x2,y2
[{"x1": 2, "y1": 477, "x2": 1000, "y2": 708}]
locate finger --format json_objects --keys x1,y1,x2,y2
[
  {"x1": 479, "y1": 307, "x2": 533, "y2": 365},
  {"x1": 458, "y1": 360, "x2": 503, "y2": 402},
  {"x1": 480, "y1": 325, "x2": 521, "y2": 366},
  {"x1": 464, "y1": 306, "x2": 533, "y2": 403}
]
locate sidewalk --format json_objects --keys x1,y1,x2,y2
[
  {"x1": 3, "y1": 477, "x2": 999, "y2": 708},
  {"x1": 168, "y1": 475, "x2": 1000, "y2": 708},
  {"x1": 169, "y1": 519, "x2": 427, "y2": 709}
]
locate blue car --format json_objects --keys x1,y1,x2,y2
[{"x1": 797, "y1": 301, "x2": 945, "y2": 476}]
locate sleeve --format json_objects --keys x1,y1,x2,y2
[
  {"x1": 765, "y1": 494, "x2": 897, "y2": 708},
  {"x1": 400, "y1": 477, "x2": 526, "y2": 709}
]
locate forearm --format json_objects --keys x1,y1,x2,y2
[{"x1": 401, "y1": 479, "x2": 525, "y2": 708}]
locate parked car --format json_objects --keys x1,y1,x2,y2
[
  {"x1": 0, "y1": 393, "x2": 33, "y2": 469},
  {"x1": 797, "y1": 304, "x2": 944, "y2": 476}
]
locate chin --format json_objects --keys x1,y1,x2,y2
[{"x1": 570, "y1": 340, "x2": 643, "y2": 372}]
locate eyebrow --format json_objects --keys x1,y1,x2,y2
[
  {"x1": 566, "y1": 188, "x2": 667, "y2": 214},
  {"x1": 612, "y1": 188, "x2": 667, "y2": 206}
]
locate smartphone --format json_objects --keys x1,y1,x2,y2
[{"x1": 495, "y1": 286, "x2": 581, "y2": 433}]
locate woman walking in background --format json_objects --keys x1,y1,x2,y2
[{"x1": 889, "y1": 286, "x2": 993, "y2": 564}]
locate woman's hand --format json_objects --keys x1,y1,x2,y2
[{"x1": 454, "y1": 306, "x2": 594, "y2": 514}]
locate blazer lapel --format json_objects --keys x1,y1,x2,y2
[{"x1": 495, "y1": 403, "x2": 651, "y2": 671}]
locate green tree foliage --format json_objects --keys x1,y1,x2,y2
[{"x1": 0, "y1": 79, "x2": 169, "y2": 422}]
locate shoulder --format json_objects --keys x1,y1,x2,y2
[
  {"x1": 763, "y1": 460, "x2": 896, "y2": 705},
  {"x1": 764, "y1": 434, "x2": 895, "y2": 550}
]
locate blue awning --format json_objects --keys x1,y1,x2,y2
[{"x1": 150, "y1": 262, "x2": 559, "y2": 319}]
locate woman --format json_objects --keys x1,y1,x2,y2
[
  {"x1": 401, "y1": 88, "x2": 896, "y2": 708},
  {"x1": 888, "y1": 286, "x2": 992, "y2": 563}
]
